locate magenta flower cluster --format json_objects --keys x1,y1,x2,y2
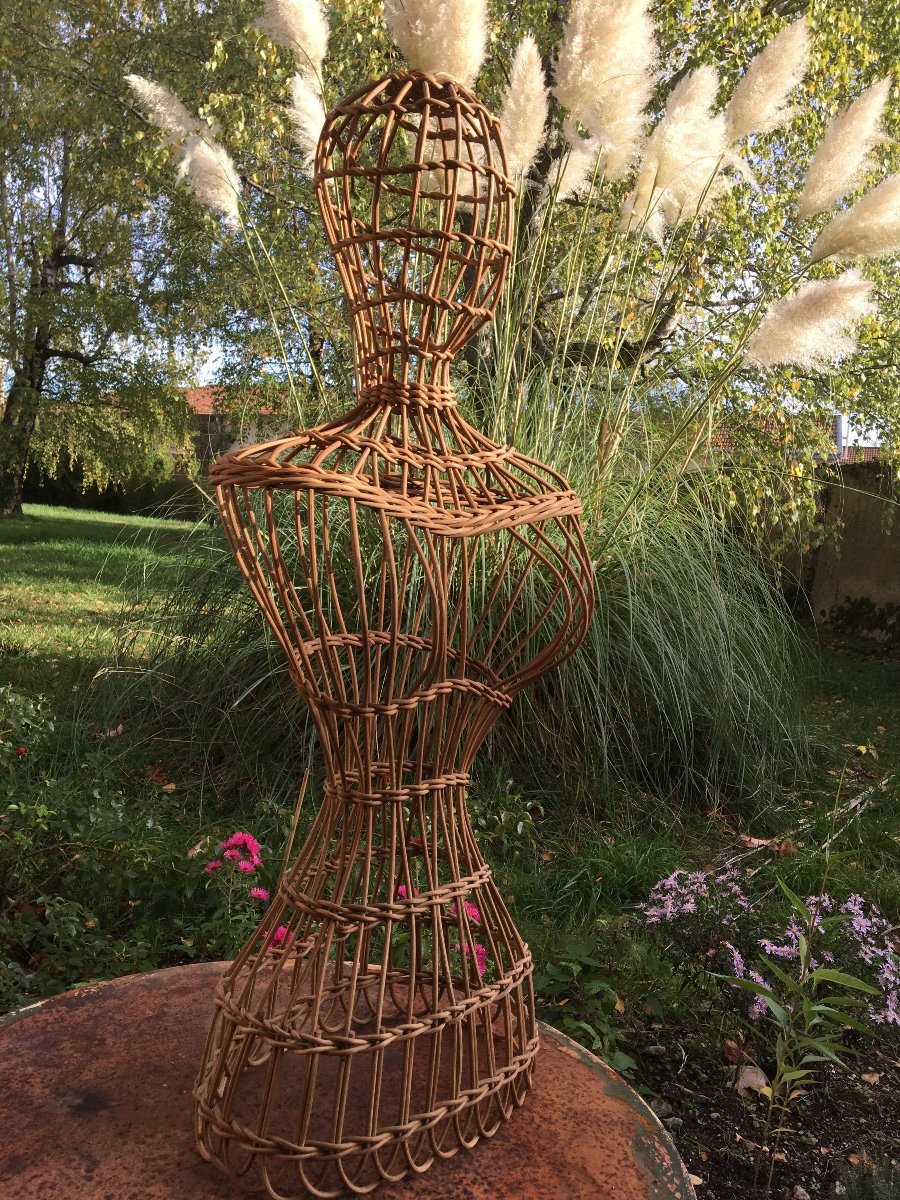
[
  {"x1": 203, "y1": 831, "x2": 270, "y2": 903},
  {"x1": 641, "y1": 869, "x2": 899, "y2": 1028}
]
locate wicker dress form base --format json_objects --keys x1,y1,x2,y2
[{"x1": 194, "y1": 71, "x2": 594, "y2": 1198}]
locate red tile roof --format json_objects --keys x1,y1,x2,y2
[
  {"x1": 838, "y1": 446, "x2": 880, "y2": 464},
  {"x1": 185, "y1": 386, "x2": 226, "y2": 416}
]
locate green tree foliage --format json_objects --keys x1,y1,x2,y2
[
  {"x1": 3, "y1": 1, "x2": 898, "y2": 534},
  {"x1": 0, "y1": 1, "x2": 232, "y2": 514}
]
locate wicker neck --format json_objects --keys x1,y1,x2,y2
[{"x1": 357, "y1": 378, "x2": 458, "y2": 413}]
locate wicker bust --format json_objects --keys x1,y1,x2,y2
[{"x1": 194, "y1": 69, "x2": 594, "y2": 1197}]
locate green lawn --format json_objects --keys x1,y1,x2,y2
[{"x1": 0, "y1": 503, "x2": 194, "y2": 693}]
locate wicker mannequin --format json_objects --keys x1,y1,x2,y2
[{"x1": 194, "y1": 70, "x2": 594, "y2": 1198}]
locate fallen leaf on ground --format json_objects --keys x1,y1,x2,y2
[
  {"x1": 733, "y1": 1064, "x2": 769, "y2": 1098},
  {"x1": 688, "y1": 1176, "x2": 704, "y2": 1187},
  {"x1": 161, "y1": 782, "x2": 177, "y2": 793},
  {"x1": 98, "y1": 723, "x2": 124, "y2": 739},
  {"x1": 860, "y1": 1072, "x2": 881, "y2": 1085},
  {"x1": 736, "y1": 834, "x2": 797, "y2": 857},
  {"x1": 723, "y1": 1039, "x2": 751, "y2": 1064}
]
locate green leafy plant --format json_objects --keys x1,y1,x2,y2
[
  {"x1": 725, "y1": 881, "x2": 879, "y2": 1195},
  {"x1": 839, "y1": 1158, "x2": 900, "y2": 1200},
  {"x1": 534, "y1": 934, "x2": 636, "y2": 1074},
  {"x1": 466, "y1": 768, "x2": 542, "y2": 863}
]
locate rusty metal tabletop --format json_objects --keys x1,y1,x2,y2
[{"x1": 0, "y1": 962, "x2": 695, "y2": 1199}]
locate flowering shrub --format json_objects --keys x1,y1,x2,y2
[
  {"x1": 207, "y1": 831, "x2": 263, "y2": 876},
  {"x1": 642, "y1": 868, "x2": 899, "y2": 1030},
  {"x1": 196, "y1": 830, "x2": 273, "y2": 955}
]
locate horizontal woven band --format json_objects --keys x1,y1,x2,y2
[
  {"x1": 323, "y1": 770, "x2": 470, "y2": 808},
  {"x1": 358, "y1": 380, "x2": 457, "y2": 409}
]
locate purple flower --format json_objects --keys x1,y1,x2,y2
[
  {"x1": 747, "y1": 971, "x2": 769, "y2": 1021},
  {"x1": 724, "y1": 942, "x2": 745, "y2": 978}
]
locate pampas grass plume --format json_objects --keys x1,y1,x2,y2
[
  {"x1": 810, "y1": 174, "x2": 900, "y2": 263},
  {"x1": 178, "y1": 136, "x2": 242, "y2": 224},
  {"x1": 127, "y1": 74, "x2": 240, "y2": 222},
  {"x1": 383, "y1": 0, "x2": 486, "y2": 87},
  {"x1": 745, "y1": 268, "x2": 876, "y2": 371},
  {"x1": 553, "y1": 0, "x2": 657, "y2": 123},
  {"x1": 725, "y1": 18, "x2": 810, "y2": 141},
  {"x1": 552, "y1": 0, "x2": 658, "y2": 180},
  {"x1": 287, "y1": 72, "x2": 326, "y2": 170},
  {"x1": 554, "y1": 130, "x2": 602, "y2": 201},
  {"x1": 621, "y1": 66, "x2": 730, "y2": 233},
  {"x1": 499, "y1": 36, "x2": 548, "y2": 178},
  {"x1": 256, "y1": 0, "x2": 329, "y2": 75},
  {"x1": 126, "y1": 75, "x2": 199, "y2": 140},
  {"x1": 798, "y1": 77, "x2": 892, "y2": 219}
]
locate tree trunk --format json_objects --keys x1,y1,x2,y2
[
  {"x1": 0, "y1": 138, "x2": 70, "y2": 516},
  {"x1": 0, "y1": 370, "x2": 44, "y2": 516}
]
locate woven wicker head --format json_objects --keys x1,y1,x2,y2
[{"x1": 314, "y1": 70, "x2": 514, "y2": 388}]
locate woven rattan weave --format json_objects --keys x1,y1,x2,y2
[{"x1": 194, "y1": 70, "x2": 594, "y2": 1197}]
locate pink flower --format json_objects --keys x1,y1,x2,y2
[
  {"x1": 236, "y1": 860, "x2": 256, "y2": 874},
  {"x1": 250, "y1": 887, "x2": 270, "y2": 901},
  {"x1": 267, "y1": 925, "x2": 294, "y2": 951},
  {"x1": 223, "y1": 848, "x2": 242, "y2": 861},
  {"x1": 450, "y1": 900, "x2": 481, "y2": 924},
  {"x1": 204, "y1": 860, "x2": 222, "y2": 873},
  {"x1": 221, "y1": 831, "x2": 262, "y2": 862},
  {"x1": 463, "y1": 942, "x2": 489, "y2": 978},
  {"x1": 396, "y1": 885, "x2": 420, "y2": 899}
]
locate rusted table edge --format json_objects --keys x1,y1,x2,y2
[
  {"x1": 539, "y1": 1023, "x2": 697, "y2": 1199},
  {"x1": 1, "y1": 965, "x2": 696, "y2": 1199},
  {"x1": 0, "y1": 963, "x2": 222, "y2": 1030}
]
